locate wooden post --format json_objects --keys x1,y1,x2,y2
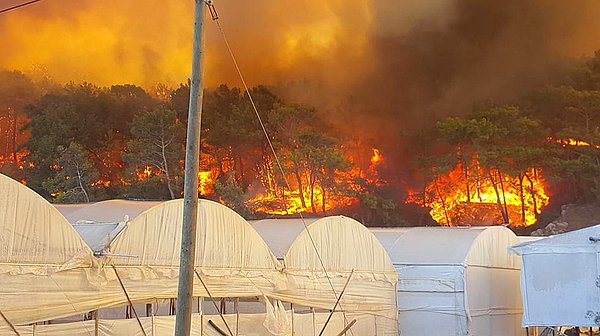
[
  {"x1": 311, "y1": 307, "x2": 316, "y2": 336},
  {"x1": 112, "y1": 265, "x2": 147, "y2": 336},
  {"x1": 335, "y1": 320, "x2": 357, "y2": 336},
  {"x1": 94, "y1": 310, "x2": 99, "y2": 336},
  {"x1": 291, "y1": 303, "x2": 295, "y2": 336},
  {"x1": 175, "y1": 0, "x2": 206, "y2": 335},
  {"x1": 194, "y1": 270, "x2": 233, "y2": 335},
  {"x1": 318, "y1": 270, "x2": 355, "y2": 336},
  {"x1": 235, "y1": 298, "x2": 239, "y2": 336}
]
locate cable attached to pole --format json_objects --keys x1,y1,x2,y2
[
  {"x1": 204, "y1": 0, "x2": 219, "y2": 20},
  {"x1": 208, "y1": 7, "x2": 355, "y2": 335},
  {"x1": 0, "y1": 0, "x2": 42, "y2": 15}
]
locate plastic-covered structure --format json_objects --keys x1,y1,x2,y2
[
  {"x1": 0, "y1": 184, "x2": 400, "y2": 335},
  {"x1": 0, "y1": 174, "x2": 95, "y2": 326},
  {"x1": 511, "y1": 224, "x2": 600, "y2": 328},
  {"x1": 274, "y1": 216, "x2": 399, "y2": 335},
  {"x1": 57, "y1": 199, "x2": 161, "y2": 224},
  {"x1": 108, "y1": 198, "x2": 282, "y2": 298},
  {"x1": 372, "y1": 226, "x2": 524, "y2": 336},
  {"x1": 250, "y1": 218, "x2": 318, "y2": 259}
]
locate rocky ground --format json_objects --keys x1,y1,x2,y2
[{"x1": 522, "y1": 203, "x2": 600, "y2": 236}]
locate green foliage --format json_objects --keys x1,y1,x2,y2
[
  {"x1": 214, "y1": 174, "x2": 253, "y2": 218},
  {"x1": 23, "y1": 83, "x2": 158, "y2": 196},
  {"x1": 122, "y1": 106, "x2": 185, "y2": 199},
  {"x1": 42, "y1": 143, "x2": 98, "y2": 203},
  {"x1": 356, "y1": 181, "x2": 407, "y2": 227}
]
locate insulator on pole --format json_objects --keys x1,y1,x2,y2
[{"x1": 205, "y1": 0, "x2": 219, "y2": 20}]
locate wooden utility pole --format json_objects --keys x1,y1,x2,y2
[{"x1": 175, "y1": 0, "x2": 206, "y2": 335}]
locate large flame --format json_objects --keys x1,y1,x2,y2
[
  {"x1": 244, "y1": 147, "x2": 383, "y2": 215},
  {"x1": 407, "y1": 157, "x2": 549, "y2": 227}
]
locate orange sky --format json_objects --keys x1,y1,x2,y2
[{"x1": 0, "y1": 0, "x2": 373, "y2": 88}]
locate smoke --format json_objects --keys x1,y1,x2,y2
[{"x1": 2, "y1": 0, "x2": 600, "y2": 146}]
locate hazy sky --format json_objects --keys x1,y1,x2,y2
[{"x1": 2, "y1": 0, "x2": 600, "y2": 141}]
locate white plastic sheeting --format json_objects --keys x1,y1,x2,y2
[
  {"x1": 57, "y1": 199, "x2": 161, "y2": 224},
  {"x1": 274, "y1": 216, "x2": 399, "y2": 335},
  {"x1": 0, "y1": 180, "x2": 399, "y2": 335},
  {"x1": 511, "y1": 224, "x2": 600, "y2": 327},
  {"x1": 0, "y1": 311, "x2": 388, "y2": 336},
  {"x1": 72, "y1": 222, "x2": 126, "y2": 253},
  {"x1": 0, "y1": 174, "x2": 93, "y2": 271},
  {"x1": 373, "y1": 226, "x2": 524, "y2": 336},
  {"x1": 250, "y1": 218, "x2": 318, "y2": 259},
  {"x1": 0, "y1": 174, "x2": 96, "y2": 326}
]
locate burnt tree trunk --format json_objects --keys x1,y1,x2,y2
[
  {"x1": 458, "y1": 146, "x2": 471, "y2": 203},
  {"x1": 519, "y1": 173, "x2": 526, "y2": 225},
  {"x1": 525, "y1": 173, "x2": 539, "y2": 216},
  {"x1": 309, "y1": 169, "x2": 317, "y2": 214},
  {"x1": 488, "y1": 168, "x2": 509, "y2": 224},
  {"x1": 11, "y1": 108, "x2": 17, "y2": 163},
  {"x1": 293, "y1": 166, "x2": 307, "y2": 209},
  {"x1": 321, "y1": 186, "x2": 327, "y2": 216},
  {"x1": 497, "y1": 168, "x2": 510, "y2": 224},
  {"x1": 434, "y1": 179, "x2": 452, "y2": 226}
]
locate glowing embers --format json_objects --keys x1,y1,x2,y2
[{"x1": 407, "y1": 158, "x2": 549, "y2": 227}]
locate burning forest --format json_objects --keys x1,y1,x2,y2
[
  {"x1": 407, "y1": 158, "x2": 549, "y2": 227},
  {"x1": 3, "y1": 0, "x2": 600, "y2": 228}
]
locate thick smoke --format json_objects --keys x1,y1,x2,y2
[{"x1": 1, "y1": 0, "x2": 600, "y2": 146}]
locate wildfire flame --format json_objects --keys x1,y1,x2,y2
[
  {"x1": 91, "y1": 179, "x2": 111, "y2": 187},
  {"x1": 371, "y1": 148, "x2": 383, "y2": 166},
  {"x1": 553, "y1": 137, "x2": 600, "y2": 149},
  {"x1": 244, "y1": 147, "x2": 384, "y2": 215},
  {"x1": 136, "y1": 165, "x2": 155, "y2": 180},
  {"x1": 407, "y1": 157, "x2": 549, "y2": 227},
  {"x1": 198, "y1": 170, "x2": 216, "y2": 195}
]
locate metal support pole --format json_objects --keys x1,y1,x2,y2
[
  {"x1": 0, "y1": 309, "x2": 21, "y2": 336},
  {"x1": 175, "y1": 0, "x2": 206, "y2": 335}
]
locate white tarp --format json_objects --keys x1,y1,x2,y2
[
  {"x1": 57, "y1": 199, "x2": 161, "y2": 224},
  {"x1": 511, "y1": 224, "x2": 600, "y2": 327},
  {"x1": 373, "y1": 226, "x2": 524, "y2": 336},
  {"x1": 274, "y1": 216, "x2": 399, "y2": 335},
  {"x1": 0, "y1": 174, "x2": 96, "y2": 326},
  {"x1": 0, "y1": 311, "x2": 384, "y2": 336},
  {"x1": 0, "y1": 174, "x2": 93, "y2": 270},
  {"x1": 0, "y1": 183, "x2": 399, "y2": 335},
  {"x1": 249, "y1": 218, "x2": 318, "y2": 259}
]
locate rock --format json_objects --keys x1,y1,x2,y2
[{"x1": 531, "y1": 221, "x2": 569, "y2": 236}]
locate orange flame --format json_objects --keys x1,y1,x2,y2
[
  {"x1": 371, "y1": 148, "x2": 383, "y2": 166},
  {"x1": 198, "y1": 170, "x2": 216, "y2": 195},
  {"x1": 91, "y1": 179, "x2": 111, "y2": 187},
  {"x1": 244, "y1": 147, "x2": 382, "y2": 215},
  {"x1": 136, "y1": 165, "x2": 155, "y2": 180},
  {"x1": 553, "y1": 137, "x2": 600, "y2": 149},
  {"x1": 407, "y1": 157, "x2": 549, "y2": 227}
]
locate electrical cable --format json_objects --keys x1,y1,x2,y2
[
  {"x1": 210, "y1": 11, "x2": 355, "y2": 336},
  {"x1": 0, "y1": 0, "x2": 43, "y2": 14}
]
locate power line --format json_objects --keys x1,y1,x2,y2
[
  {"x1": 211, "y1": 11, "x2": 356, "y2": 336},
  {"x1": 0, "y1": 0, "x2": 43, "y2": 15}
]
